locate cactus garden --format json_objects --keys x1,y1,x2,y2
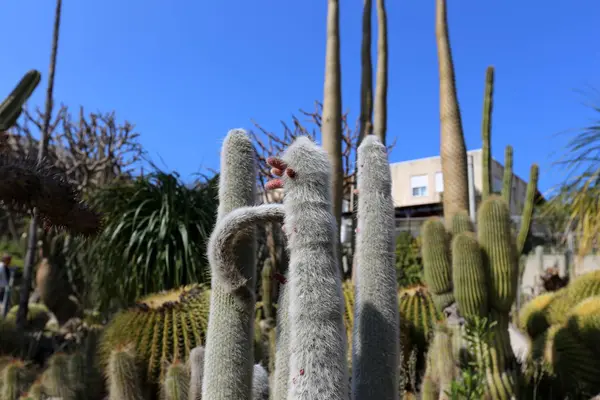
[{"x1": 1, "y1": 0, "x2": 599, "y2": 399}]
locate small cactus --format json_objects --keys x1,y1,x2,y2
[
  {"x1": 106, "y1": 344, "x2": 145, "y2": 400},
  {"x1": 161, "y1": 360, "x2": 190, "y2": 400},
  {"x1": 187, "y1": 346, "x2": 204, "y2": 400},
  {"x1": 0, "y1": 70, "x2": 41, "y2": 131}
]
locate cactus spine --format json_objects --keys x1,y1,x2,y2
[
  {"x1": 266, "y1": 136, "x2": 349, "y2": 399},
  {"x1": 201, "y1": 129, "x2": 259, "y2": 400},
  {"x1": 0, "y1": 70, "x2": 42, "y2": 131},
  {"x1": 351, "y1": 135, "x2": 398, "y2": 399}
]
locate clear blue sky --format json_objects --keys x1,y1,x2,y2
[{"x1": 1, "y1": 0, "x2": 599, "y2": 195}]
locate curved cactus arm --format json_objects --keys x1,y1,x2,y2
[
  {"x1": 207, "y1": 203, "x2": 285, "y2": 299},
  {"x1": 267, "y1": 136, "x2": 349, "y2": 400},
  {"x1": 202, "y1": 129, "x2": 258, "y2": 400},
  {"x1": 451, "y1": 232, "x2": 488, "y2": 319},
  {"x1": 351, "y1": 135, "x2": 399, "y2": 399},
  {"x1": 516, "y1": 164, "x2": 539, "y2": 255},
  {"x1": 0, "y1": 70, "x2": 41, "y2": 131},
  {"x1": 477, "y1": 196, "x2": 518, "y2": 313}
]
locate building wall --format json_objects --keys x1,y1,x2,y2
[{"x1": 389, "y1": 149, "x2": 530, "y2": 216}]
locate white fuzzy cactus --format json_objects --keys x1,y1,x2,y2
[
  {"x1": 351, "y1": 135, "x2": 399, "y2": 399},
  {"x1": 266, "y1": 136, "x2": 349, "y2": 400}
]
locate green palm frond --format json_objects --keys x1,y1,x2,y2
[
  {"x1": 88, "y1": 169, "x2": 218, "y2": 310},
  {"x1": 548, "y1": 98, "x2": 600, "y2": 255}
]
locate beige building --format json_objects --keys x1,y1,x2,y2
[{"x1": 390, "y1": 148, "x2": 530, "y2": 215}]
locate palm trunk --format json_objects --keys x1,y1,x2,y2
[
  {"x1": 435, "y1": 0, "x2": 469, "y2": 227},
  {"x1": 322, "y1": 0, "x2": 344, "y2": 275},
  {"x1": 16, "y1": 0, "x2": 62, "y2": 332},
  {"x1": 373, "y1": 0, "x2": 388, "y2": 145}
]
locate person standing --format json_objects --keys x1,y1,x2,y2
[{"x1": 0, "y1": 254, "x2": 13, "y2": 315}]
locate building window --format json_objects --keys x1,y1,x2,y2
[
  {"x1": 492, "y1": 176, "x2": 503, "y2": 194},
  {"x1": 435, "y1": 172, "x2": 443, "y2": 193},
  {"x1": 410, "y1": 175, "x2": 428, "y2": 197}
]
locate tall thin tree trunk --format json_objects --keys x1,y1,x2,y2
[
  {"x1": 373, "y1": 0, "x2": 388, "y2": 145},
  {"x1": 359, "y1": 0, "x2": 373, "y2": 141},
  {"x1": 16, "y1": 0, "x2": 62, "y2": 331},
  {"x1": 435, "y1": 0, "x2": 469, "y2": 227},
  {"x1": 350, "y1": 0, "x2": 374, "y2": 281},
  {"x1": 322, "y1": 0, "x2": 344, "y2": 275}
]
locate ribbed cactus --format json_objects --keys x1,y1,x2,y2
[
  {"x1": 265, "y1": 136, "x2": 349, "y2": 399},
  {"x1": 99, "y1": 284, "x2": 210, "y2": 388},
  {"x1": 422, "y1": 196, "x2": 520, "y2": 399},
  {"x1": 420, "y1": 323, "x2": 459, "y2": 400},
  {"x1": 522, "y1": 295, "x2": 600, "y2": 397},
  {"x1": 478, "y1": 66, "x2": 539, "y2": 257},
  {"x1": 42, "y1": 352, "x2": 76, "y2": 400},
  {"x1": 397, "y1": 285, "x2": 441, "y2": 354},
  {"x1": 351, "y1": 135, "x2": 398, "y2": 399},
  {"x1": 106, "y1": 344, "x2": 145, "y2": 400},
  {"x1": 0, "y1": 70, "x2": 41, "y2": 131},
  {"x1": 1, "y1": 359, "x2": 32, "y2": 399}
]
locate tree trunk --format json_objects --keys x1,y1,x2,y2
[
  {"x1": 435, "y1": 0, "x2": 469, "y2": 227},
  {"x1": 322, "y1": 0, "x2": 344, "y2": 275},
  {"x1": 359, "y1": 0, "x2": 373, "y2": 141},
  {"x1": 373, "y1": 0, "x2": 388, "y2": 145},
  {"x1": 16, "y1": 0, "x2": 62, "y2": 332}
]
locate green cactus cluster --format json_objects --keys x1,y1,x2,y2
[
  {"x1": 518, "y1": 271, "x2": 600, "y2": 396},
  {"x1": 98, "y1": 284, "x2": 210, "y2": 388},
  {"x1": 480, "y1": 65, "x2": 539, "y2": 256},
  {"x1": 421, "y1": 197, "x2": 521, "y2": 399}
]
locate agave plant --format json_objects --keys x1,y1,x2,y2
[{"x1": 87, "y1": 169, "x2": 218, "y2": 310}]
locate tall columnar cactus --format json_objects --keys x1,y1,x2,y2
[
  {"x1": 422, "y1": 196, "x2": 521, "y2": 399},
  {"x1": 202, "y1": 129, "x2": 286, "y2": 399},
  {"x1": 201, "y1": 129, "x2": 260, "y2": 400},
  {"x1": 351, "y1": 135, "x2": 398, "y2": 399},
  {"x1": 478, "y1": 67, "x2": 539, "y2": 256},
  {"x1": 0, "y1": 70, "x2": 41, "y2": 131},
  {"x1": 481, "y1": 66, "x2": 494, "y2": 199},
  {"x1": 265, "y1": 136, "x2": 349, "y2": 399}
]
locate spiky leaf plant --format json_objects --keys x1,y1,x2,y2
[
  {"x1": 88, "y1": 170, "x2": 218, "y2": 309},
  {"x1": 99, "y1": 284, "x2": 210, "y2": 388}
]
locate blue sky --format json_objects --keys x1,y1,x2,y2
[{"x1": 1, "y1": 0, "x2": 599, "y2": 195}]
